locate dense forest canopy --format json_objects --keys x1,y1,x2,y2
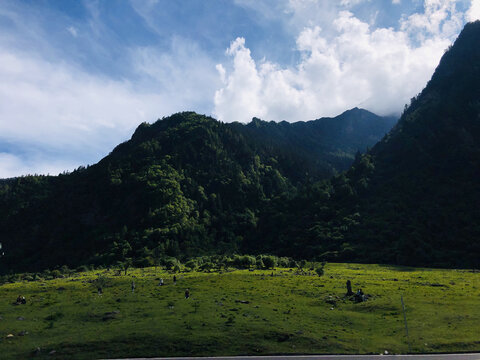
[{"x1": 0, "y1": 109, "x2": 394, "y2": 273}]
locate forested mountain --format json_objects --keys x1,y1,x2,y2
[
  {"x1": 2, "y1": 21, "x2": 479, "y2": 273},
  {"x1": 0, "y1": 109, "x2": 394, "y2": 273},
  {"x1": 231, "y1": 108, "x2": 397, "y2": 181},
  {"x1": 277, "y1": 20, "x2": 480, "y2": 268},
  {"x1": 343, "y1": 20, "x2": 480, "y2": 267}
]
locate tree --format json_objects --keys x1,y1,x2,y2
[
  {"x1": 110, "y1": 237, "x2": 132, "y2": 275},
  {"x1": 118, "y1": 258, "x2": 132, "y2": 276},
  {"x1": 315, "y1": 261, "x2": 326, "y2": 277}
]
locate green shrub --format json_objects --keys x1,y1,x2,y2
[
  {"x1": 263, "y1": 256, "x2": 276, "y2": 269},
  {"x1": 51, "y1": 270, "x2": 62, "y2": 278},
  {"x1": 199, "y1": 262, "x2": 214, "y2": 272},
  {"x1": 185, "y1": 259, "x2": 198, "y2": 270},
  {"x1": 163, "y1": 257, "x2": 179, "y2": 270},
  {"x1": 232, "y1": 255, "x2": 256, "y2": 269},
  {"x1": 76, "y1": 265, "x2": 90, "y2": 273},
  {"x1": 278, "y1": 257, "x2": 290, "y2": 268},
  {"x1": 289, "y1": 259, "x2": 299, "y2": 268}
]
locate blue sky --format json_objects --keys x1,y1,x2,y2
[{"x1": 0, "y1": 0, "x2": 479, "y2": 177}]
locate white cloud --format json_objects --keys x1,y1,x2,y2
[
  {"x1": 392, "y1": 0, "x2": 401, "y2": 4},
  {"x1": 401, "y1": 0, "x2": 463, "y2": 40},
  {"x1": 0, "y1": 49, "x2": 157, "y2": 151},
  {"x1": 214, "y1": 38, "x2": 266, "y2": 123},
  {"x1": 0, "y1": 38, "x2": 220, "y2": 176},
  {"x1": 214, "y1": 1, "x2": 465, "y2": 123},
  {"x1": 467, "y1": 0, "x2": 480, "y2": 21},
  {"x1": 340, "y1": 0, "x2": 370, "y2": 7},
  {"x1": 131, "y1": 38, "x2": 221, "y2": 110},
  {"x1": 0, "y1": 152, "x2": 76, "y2": 178},
  {"x1": 67, "y1": 26, "x2": 78, "y2": 37}
]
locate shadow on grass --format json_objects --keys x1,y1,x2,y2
[{"x1": 23, "y1": 331, "x2": 346, "y2": 360}]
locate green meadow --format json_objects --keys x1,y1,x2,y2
[{"x1": 0, "y1": 263, "x2": 479, "y2": 359}]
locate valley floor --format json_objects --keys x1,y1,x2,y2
[{"x1": 0, "y1": 263, "x2": 479, "y2": 359}]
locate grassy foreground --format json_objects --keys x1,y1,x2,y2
[{"x1": 0, "y1": 263, "x2": 479, "y2": 359}]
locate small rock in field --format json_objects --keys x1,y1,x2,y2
[
  {"x1": 17, "y1": 316, "x2": 25, "y2": 321},
  {"x1": 49, "y1": 350, "x2": 56, "y2": 355},
  {"x1": 18, "y1": 330, "x2": 28, "y2": 336},
  {"x1": 235, "y1": 300, "x2": 250, "y2": 304},
  {"x1": 6, "y1": 334, "x2": 14, "y2": 338}
]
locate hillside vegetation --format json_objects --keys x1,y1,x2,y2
[{"x1": 0, "y1": 109, "x2": 394, "y2": 273}]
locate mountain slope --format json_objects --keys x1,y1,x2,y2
[
  {"x1": 231, "y1": 108, "x2": 397, "y2": 181},
  {"x1": 332, "y1": 21, "x2": 480, "y2": 267}
]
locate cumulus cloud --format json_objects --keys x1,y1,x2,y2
[
  {"x1": 467, "y1": 0, "x2": 480, "y2": 21},
  {"x1": 214, "y1": 1, "x2": 466, "y2": 122}
]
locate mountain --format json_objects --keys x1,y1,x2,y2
[
  {"x1": 302, "y1": 21, "x2": 480, "y2": 267},
  {"x1": 6, "y1": 19, "x2": 478, "y2": 273},
  {"x1": 0, "y1": 109, "x2": 394, "y2": 273},
  {"x1": 231, "y1": 108, "x2": 397, "y2": 181}
]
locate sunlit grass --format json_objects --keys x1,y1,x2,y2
[{"x1": 0, "y1": 263, "x2": 478, "y2": 359}]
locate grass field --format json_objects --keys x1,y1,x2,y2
[{"x1": 0, "y1": 263, "x2": 479, "y2": 359}]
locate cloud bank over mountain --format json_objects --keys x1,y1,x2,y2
[{"x1": 214, "y1": 0, "x2": 475, "y2": 122}]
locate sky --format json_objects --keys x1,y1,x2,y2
[{"x1": 0, "y1": 0, "x2": 479, "y2": 177}]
